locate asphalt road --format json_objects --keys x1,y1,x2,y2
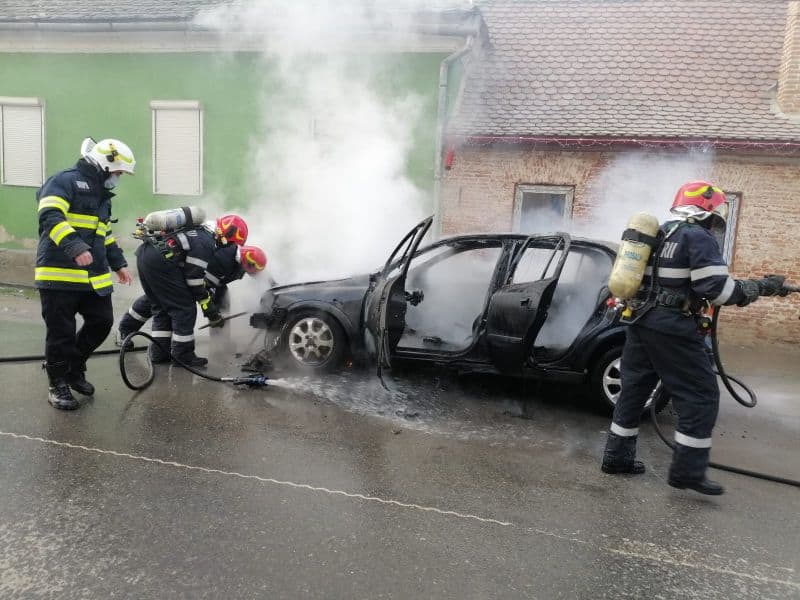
[{"x1": 0, "y1": 290, "x2": 798, "y2": 599}]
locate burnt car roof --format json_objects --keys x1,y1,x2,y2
[{"x1": 434, "y1": 232, "x2": 618, "y2": 252}]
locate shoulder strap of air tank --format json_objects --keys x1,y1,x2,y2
[
  {"x1": 175, "y1": 232, "x2": 191, "y2": 251},
  {"x1": 622, "y1": 228, "x2": 659, "y2": 247}
]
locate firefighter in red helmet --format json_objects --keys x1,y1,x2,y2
[
  {"x1": 117, "y1": 213, "x2": 265, "y2": 362},
  {"x1": 215, "y1": 214, "x2": 249, "y2": 247},
  {"x1": 239, "y1": 245, "x2": 267, "y2": 274},
  {"x1": 601, "y1": 181, "x2": 788, "y2": 495}
]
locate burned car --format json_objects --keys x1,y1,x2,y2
[{"x1": 251, "y1": 216, "x2": 660, "y2": 412}]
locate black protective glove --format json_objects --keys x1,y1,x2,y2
[
  {"x1": 206, "y1": 308, "x2": 225, "y2": 328},
  {"x1": 199, "y1": 297, "x2": 225, "y2": 328},
  {"x1": 758, "y1": 274, "x2": 787, "y2": 297},
  {"x1": 736, "y1": 280, "x2": 760, "y2": 307}
]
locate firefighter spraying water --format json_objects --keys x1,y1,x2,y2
[{"x1": 602, "y1": 181, "x2": 798, "y2": 495}]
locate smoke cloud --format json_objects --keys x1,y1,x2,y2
[
  {"x1": 572, "y1": 149, "x2": 716, "y2": 240},
  {"x1": 194, "y1": 1, "x2": 474, "y2": 314}
]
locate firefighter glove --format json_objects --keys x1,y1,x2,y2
[
  {"x1": 758, "y1": 274, "x2": 786, "y2": 297},
  {"x1": 736, "y1": 280, "x2": 760, "y2": 307},
  {"x1": 199, "y1": 297, "x2": 224, "y2": 328},
  {"x1": 206, "y1": 310, "x2": 225, "y2": 328}
]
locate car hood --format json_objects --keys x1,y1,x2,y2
[
  {"x1": 259, "y1": 273, "x2": 375, "y2": 314},
  {"x1": 268, "y1": 273, "x2": 373, "y2": 295}
]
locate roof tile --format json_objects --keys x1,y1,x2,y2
[{"x1": 452, "y1": 0, "x2": 800, "y2": 142}]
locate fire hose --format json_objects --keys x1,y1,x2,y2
[
  {"x1": 117, "y1": 312, "x2": 269, "y2": 390},
  {"x1": 649, "y1": 284, "x2": 800, "y2": 488},
  {"x1": 0, "y1": 312, "x2": 269, "y2": 392},
  {"x1": 118, "y1": 330, "x2": 269, "y2": 390}
]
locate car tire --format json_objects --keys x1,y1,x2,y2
[
  {"x1": 281, "y1": 310, "x2": 347, "y2": 373},
  {"x1": 590, "y1": 346, "x2": 670, "y2": 415}
]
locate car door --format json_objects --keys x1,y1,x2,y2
[
  {"x1": 362, "y1": 216, "x2": 433, "y2": 374},
  {"x1": 485, "y1": 233, "x2": 571, "y2": 372}
]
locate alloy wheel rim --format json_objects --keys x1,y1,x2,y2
[{"x1": 288, "y1": 317, "x2": 334, "y2": 365}]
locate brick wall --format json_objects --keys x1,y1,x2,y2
[{"x1": 440, "y1": 146, "x2": 800, "y2": 348}]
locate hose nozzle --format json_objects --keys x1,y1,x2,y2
[{"x1": 230, "y1": 375, "x2": 270, "y2": 388}]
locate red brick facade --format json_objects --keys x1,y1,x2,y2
[{"x1": 441, "y1": 146, "x2": 800, "y2": 348}]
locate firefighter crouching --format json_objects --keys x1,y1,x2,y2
[
  {"x1": 117, "y1": 214, "x2": 267, "y2": 345},
  {"x1": 134, "y1": 214, "x2": 266, "y2": 367},
  {"x1": 35, "y1": 138, "x2": 136, "y2": 410},
  {"x1": 601, "y1": 181, "x2": 789, "y2": 495}
]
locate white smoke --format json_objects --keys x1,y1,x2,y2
[
  {"x1": 194, "y1": 0, "x2": 476, "y2": 304},
  {"x1": 571, "y1": 149, "x2": 716, "y2": 241}
]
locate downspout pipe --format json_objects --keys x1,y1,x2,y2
[{"x1": 432, "y1": 19, "x2": 481, "y2": 238}]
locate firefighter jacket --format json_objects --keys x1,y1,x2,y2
[
  {"x1": 204, "y1": 244, "x2": 245, "y2": 295},
  {"x1": 35, "y1": 159, "x2": 127, "y2": 296},
  {"x1": 637, "y1": 219, "x2": 746, "y2": 336},
  {"x1": 137, "y1": 226, "x2": 218, "y2": 304}
]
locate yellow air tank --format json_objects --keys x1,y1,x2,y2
[{"x1": 608, "y1": 212, "x2": 660, "y2": 300}]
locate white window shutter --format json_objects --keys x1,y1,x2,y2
[
  {"x1": 151, "y1": 101, "x2": 202, "y2": 196},
  {"x1": 1, "y1": 99, "x2": 44, "y2": 187}
]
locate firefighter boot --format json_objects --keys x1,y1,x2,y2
[
  {"x1": 67, "y1": 361, "x2": 95, "y2": 396},
  {"x1": 115, "y1": 328, "x2": 135, "y2": 351},
  {"x1": 601, "y1": 431, "x2": 645, "y2": 475},
  {"x1": 172, "y1": 341, "x2": 208, "y2": 369},
  {"x1": 46, "y1": 362, "x2": 80, "y2": 411},
  {"x1": 148, "y1": 339, "x2": 172, "y2": 364},
  {"x1": 667, "y1": 445, "x2": 724, "y2": 495}
]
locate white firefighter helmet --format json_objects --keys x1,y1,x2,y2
[{"x1": 81, "y1": 137, "x2": 136, "y2": 174}]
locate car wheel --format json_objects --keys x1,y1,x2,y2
[
  {"x1": 590, "y1": 346, "x2": 670, "y2": 415},
  {"x1": 282, "y1": 311, "x2": 347, "y2": 373}
]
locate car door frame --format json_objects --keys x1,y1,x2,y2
[
  {"x1": 362, "y1": 216, "x2": 433, "y2": 375},
  {"x1": 484, "y1": 233, "x2": 572, "y2": 373}
]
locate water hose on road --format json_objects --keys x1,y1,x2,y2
[
  {"x1": 0, "y1": 347, "x2": 147, "y2": 363},
  {"x1": 649, "y1": 305, "x2": 800, "y2": 488},
  {"x1": 118, "y1": 331, "x2": 269, "y2": 391}
]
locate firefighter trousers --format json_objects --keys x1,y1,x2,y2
[
  {"x1": 118, "y1": 294, "x2": 152, "y2": 337},
  {"x1": 136, "y1": 243, "x2": 200, "y2": 361},
  {"x1": 39, "y1": 288, "x2": 113, "y2": 380},
  {"x1": 606, "y1": 323, "x2": 719, "y2": 483}
]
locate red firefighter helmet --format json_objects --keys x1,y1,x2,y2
[
  {"x1": 215, "y1": 214, "x2": 249, "y2": 246},
  {"x1": 671, "y1": 181, "x2": 729, "y2": 222},
  {"x1": 239, "y1": 245, "x2": 267, "y2": 275}
]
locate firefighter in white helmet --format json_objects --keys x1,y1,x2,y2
[{"x1": 35, "y1": 138, "x2": 135, "y2": 410}]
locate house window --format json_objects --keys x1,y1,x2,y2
[
  {"x1": 0, "y1": 96, "x2": 45, "y2": 187},
  {"x1": 719, "y1": 193, "x2": 740, "y2": 266},
  {"x1": 151, "y1": 100, "x2": 203, "y2": 195},
  {"x1": 514, "y1": 184, "x2": 574, "y2": 233}
]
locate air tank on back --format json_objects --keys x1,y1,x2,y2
[
  {"x1": 608, "y1": 212, "x2": 660, "y2": 300},
  {"x1": 143, "y1": 206, "x2": 206, "y2": 232}
]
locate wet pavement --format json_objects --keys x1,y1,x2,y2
[{"x1": 0, "y1": 288, "x2": 798, "y2": 599}]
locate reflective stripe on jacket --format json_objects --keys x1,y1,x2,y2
[
  {"x1": 35, "y1": 159, "x2": 127, "y2": 295},
  {"x1": 637, "y1": 220, "x2": 743, "y2": 336}
]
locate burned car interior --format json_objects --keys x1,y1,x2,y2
[{"x1": 401, "y1": 240, "x2": 503, "y2": 352}]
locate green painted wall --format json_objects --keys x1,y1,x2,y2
[{"x1": 0, "y1": 51, "x2": 446, "y2": 248}]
